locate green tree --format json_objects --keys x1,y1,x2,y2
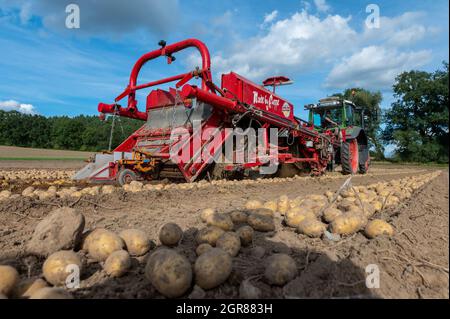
[{"x1": 383, "y1": 62, "x2": 449, "y2": 163}]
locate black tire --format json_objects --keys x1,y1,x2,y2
[
  {"x1": 358, "y1": 144, "x2": 370, "y2": 174},
  {"x1": 341, "y1": 139, "x2": 359, "y2": 175},
  {"x1": 117, "y1": 169, "x2": 138, "y2": 186}
]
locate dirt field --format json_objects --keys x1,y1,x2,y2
[{"x1": 0, "y1": 163, "x2": 448, "y2": 299}]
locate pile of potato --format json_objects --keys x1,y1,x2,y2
[{"x1": 0, "y1": 169, "x2": 75, "y2": 182}]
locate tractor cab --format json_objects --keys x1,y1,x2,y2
[{"x1": 305, "y1": 97, "x2": 364, "y2": 131}]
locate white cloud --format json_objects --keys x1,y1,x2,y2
[
  {"x1": 325, "y1": 46, "x2": 432, "y2": 89},
  {"x1": 263, "y1": 10, "x2": 278, "y2": 24},
  {"x1": 314, "y1": 0, "x2": 330, "y2": 13},
  {"x1": 0, "y1": 100, "x2": 37, "y2": 114}
]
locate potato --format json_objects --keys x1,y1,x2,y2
[
  {"x1": 330, "y1": 212, "x2": 364, "y2": 235},
  {"x1": 118, "y1": 229, "x2": 151, "y2": 256},
  {"x1": 200, "y1": 208, "x2": 215, "y2": 223},
  {"x1": 322, "y1": 207, "x2": 343, "y2": 223},
  {"x1": 338, "y1": 199, "x2": 356, "y2": 211},
  {"x1": 249, "y1": 208, "x2": 273, "y2": 217},
  {"x1": 206, "y1": 213, "x2": 234, "y2": 231},
  {"x1": 277, "y1": 195, "x2": 289, "y2": 214},
  {"x1": 145, "y1": 249, "x2": 192, "y2": 298},
  {"x1": 297, "y1": 218, "x2": 326, "y2": 238},
  {"x1": 0, "y1": 265, "x2": 19, "y2": 296},
  {"x1": 216, "y1": 232, "x2": 241, "y2": 257},
  {"x1": 12, "y1": 277, "x2": 48, "y2": 299},
  {"x1": 372, "y1": 200, "x2": 383, "y2": 212},
  {"x1": 86, "y1": 229, "x2": 124, "y2": 261},
  {"x1": 29, "y1": 287, "x2": 73, "y2": 299},
  {"x1": 245, "y1": 199, "x2": 263, "y2": 210},
  {"x1": 264, "y1": 254, "x2": 297, "y2": 286},
  {"x1": 104, "y1": 250, "x2": 131, "y2": 277},
  {"x1": 194, "y1": 248, "x2": 232, "y2": 290},
  {"x1": 196, "y1": 226, "x2": 225, "y2": 246},
  {"x1": 236, "y1": 225, "x2": 254, "y2": 246},
  {"x1": 340, "y1": 190, "x2": 355, "y2": 198},
  {"x1": 42, "y1": 250, "x2": 82, "y2": 286},
  {"x1": 229, "y1": 210, "x2": 248, "y2": 224},
  {"x1": 247, "y1": 213, "x2": 275, "y2": 232},
  {"x1": 285, "y1": 208, "x2": 316, "y2": 228},
  {"x1": 196, "y1": 243, "x2": 213, "y2": 256},
  {"x1": 263, "y1": 200, "x2": 278, "y2": 213},
  {"x1": 159, "y1": 223, "x2": 183, "y2": 247},
  {"x1": 364, "y1": 219, "x2": 394, "y2": 239}
]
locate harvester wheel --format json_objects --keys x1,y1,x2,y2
[
  {"x1": 341, "y1": 139, "x2": 359, "y2": 175},
  {"x1": 358, "y1": 145, "x2": 370, "y2": 174},
  {"x1": 118, "y1": 169, "x2": 138, "y2": 186}
]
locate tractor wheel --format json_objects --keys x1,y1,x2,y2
[
  {"x1": 117, "y1": 169, "x2": 138, "y2": 186},
  {"x1": 341, "y1": 139, "x2": 359, "y2": 175},
  {"x1": 358, "y1": 145, "x2": 370, "y2": 174}
]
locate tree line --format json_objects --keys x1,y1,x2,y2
[
  {"x1": 0, "y1": 112, "x2": 143, "y2": 152},
  {"x1": 0, "y1": 62, "x2": 448, "y2": 162}
]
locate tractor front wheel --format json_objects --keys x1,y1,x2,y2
[
  {"x1": 341, "y1": 139, "x2": 359, "y2": 175},
  {"x1": 117, "y1": 168, "x2": 138, "y2": 186}
]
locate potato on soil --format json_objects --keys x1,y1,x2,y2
[
  {"x1": 264, "y1": 254, "x2": 297, "y2": 286},
  {"x1": 194, "y1": 248, "x2": 232, "y2": 290},
  {"x1": 277, "y1": 195, "x2": 289, "y2": 214},
  {"x1": 245, "y1": 199, "x2": 263, "y2": 210},
  {"x1": 119, "y1": 229, "x2": 151, "y2": 256},
  {"x1": 372, "y1": 200, "x2": 383, "y2": 212},
  {"x1": 42, "y1": 250, "x2": 82, "y2": 286},
  {"x1": 196, "y1": 243, "x2": 213, "y2": 256},
  {"x1": 330, "y1": 212, "x2": 365, "y2": 235},
  {"x1": 364, "y1": 219, "x2": 394, "y2": 239},
  {"x1": 247, "y1": 213, "x2": 275, "y2": 232},
  {"x1": 29, "y1": 287, "x2": 73, "y2": 299},
  {"x1": 322, "y1": 207, "x2": 343, "y2": 223},
  {"x1": 85, "y1": 229, "x2": 124, "y2": 261},
  {"x1": 0, "y1": 265, "x2": 19, "y2": 296},
  {"x1": 12, "y1": 277, "x2": 48, "y2": 299},
  {"x1": 263, "y1": 200, "x2": 278, "y2": 213},
  {"x1": 196, "y1": 226, "x2": 225, "y2": 246},
  {"x1": 297, "y1": 218, "x2": 326, "y2": 238},
  {"x1": 249, "y1": 208, "x2": 273, "y2": 217},
  {"x1": 285, "y1": 208, "x2": 316, "y2": 228},
  {"x1": 216, "y1": 232, "x2": 241, "y2": 257},
  {"x1": 200, "y1": 208, "x2": 215, "y2": 223},
  {"x1": 103, "y1": 250, "x2": 131, "y2": 277},
  {"x1": 206, "y1": 213, "x2": 234, "y2": 231},
  {"x1": 159, "y1": 223, "x2": 183, "y2": 246},
  {"x1": 145, "y1": 249, "x2": 192, "y2": 298},
  {"x1": 236, "y1": 225, "x2": 254, "y2": 246},
  {"x1": 229, "y1": 210, "x2": 248, "y2": 224}
]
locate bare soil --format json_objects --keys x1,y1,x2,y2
[{"x1": 0, "y1": 165, "x2": 448, "y2": 299}]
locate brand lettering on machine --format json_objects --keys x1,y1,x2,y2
[{"x1": 252, "y1": 91, "x2": 280, "y2": 110}]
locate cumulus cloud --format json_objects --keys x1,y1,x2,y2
[
  {"x1": 325, "y1": 46, "x2": 432, "y2": 89},
  {"x1": 0, "y1": 100, "x2": 37, "y2": 114},
  {"x1": 263, "y1": 10, "x2": 278, "y2": 24},
  {"x1": 0, "y1": 0, "x2": 180, "y2": 36},
  {"x1": 314, "y1": 0, "x2": 330, "y2": 13}
]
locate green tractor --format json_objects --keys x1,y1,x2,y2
[{"x1": 305, "y1": 96, "x2": 370, "y2": 175}]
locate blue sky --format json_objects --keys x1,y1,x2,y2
[{"x1": 0, "y1": 0, "x2": 448, "y2": 121}]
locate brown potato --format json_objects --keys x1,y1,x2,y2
[
  {"x1": 249, "y1": 208, "x2": 274, "y2": 217},
  {"x1": 330, "y1": 212, "x2": 364, "y2": 235},
  {"x1": 247, "y1": 213, "x2": 275, "y2": 232},
  {"x1": 196, "y1": 243, "x2": 213, "y2": 256},
  {"x1": 200, "y1": 208, "x2": 215, "y2": 223},
  {"x1": 86, "y1": 229, "x2": 124, "y2": 261},
  {"x1": 206, "y1": 213, "x2": 234, "y2": 231},
  {"x1": 322, "y1": 207, "x2": 343, "y2": 223},
  {"x1": 229, "y1": 210, "x2": 248, "y2": 224},
  {"x1": 103, "y1": 250, "x2": 131, "y2": 277},
  {"x1": 285, "y1": 207, "x2": 316, "y2": 228},
  {"x1": 194, "y1": 248, "x2": 232, "y2": 290},
  {"x1": 145, "y1": 249, "x2": 192, "y2": 298},
  {"x1": 297, "y1": 218, "x2": 326, "y2": 238},
  {"x1": 12, "y1": 277, "x2": 48, "y2": 299},
  {"x1": 159, "y1": 223, "x2": 183, "y2": 247},
  {"x1": 196, "y1": 226, "x2": 225, "y2": 246},
  {"x1": 29, "y1": 287, "x2": 73, "y2": 299},
  {"x1": 245, "y1": 199, "x2": 263, "y2": 210},
  {"x1": 43, "y1": 250, "x2": 82, "y2": 286},
  {"x1": 119, "y1": 229, "x2": 151, "y2": 256},
  {"x1": 216, "y1": 232, "x2": 241, "y2": 257},
  {"x1": 0, "y1": 265, "x2": 19, "y2": 296},
  {"x1": 264, "y1": 254, "x2": 297, "y2": 286},
  {"x1": 263, "y1": 200, "x2": 278, "y2": 213},
  {"x1": 364, "y1": 219, "x2": 394, "y2": 239},
  {"x1": 277, "y1": 195, "x2": 289, "y2": 215},
  {"x1": 236, "y1": 225, "x2": 254, "y2": 246}
]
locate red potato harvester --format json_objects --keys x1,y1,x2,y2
[{"x1": 73, "y1": 39, "x2": 369, "y2": 185}]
